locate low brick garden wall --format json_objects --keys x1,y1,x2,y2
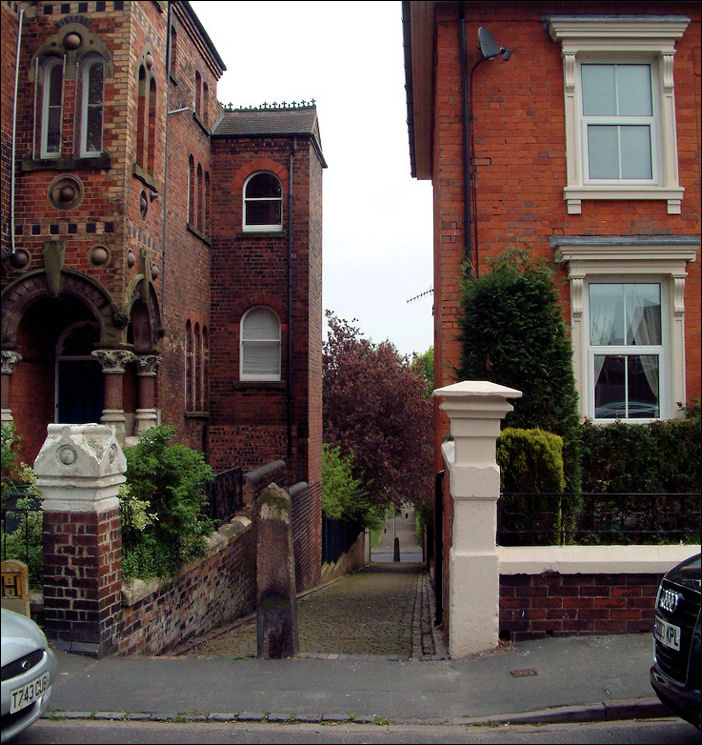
[
  {"x1": 499, "y1": 571, "x2": 663, "y2": 640},
  {"x1": 119, "y1": 516, "x2": 256, "y2": 655}
]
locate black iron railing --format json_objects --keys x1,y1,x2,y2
[
  {"x1": 322, "y1": 515, "x2": 364, "y2": 564},
  {"x1": 205, "y1": 467, "x2": 244, "y2": 525},
  {"x1": 498, "y1": 492, "x2": 701, "y2": 546}
]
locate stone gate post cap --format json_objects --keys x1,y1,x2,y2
[
  {"x1": 34, "y1": 423, "x2": 126, "y2": 478},
  {"x1": 433, "y1": 380, "x2": 522, "y2": 400}
]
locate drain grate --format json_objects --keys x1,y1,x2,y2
[{"x1": 510, "y1": 668, "x2": 538, "y2": 677}]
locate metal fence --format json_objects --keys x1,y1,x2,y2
[
  {"x1": 498, "y1": 491, "x2": 701, "y2": 546},
  {"x1": 205, "y1": 467, "x2": 244, "y2": 525},
  {"x1": 322, "y1": 514, "x2": 364, "y2": 564}
]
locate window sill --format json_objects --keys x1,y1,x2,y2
[
  {"x1": 187, "y1": 223, "x2": 212, "y2": 245},
  {"x1": 237, "y1": 230, "x2": 286, "y2": 239},
  {"x1": 22, "y1": 153, "x2": 111, "y2": 172},
  {"x1": 564, "y1": 186, "x2": 684, "y2": 215},
  {"x1": 234, "y1": 381, "x2": 286, "y2": 390},
  {"x1": 192, "y1": 111, "x2": 210, "y2": 135},
  {"x1": 185, "y1": 411, "x2": 210, "y2": 420},
  {"x1": 132, "y1": 163, "x2": 160, "y2": 191}
]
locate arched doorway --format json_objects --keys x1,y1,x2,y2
[{"x1": 55, "y1": 321, "x2": 103, "y2": 424}]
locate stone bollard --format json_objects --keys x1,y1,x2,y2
[
  {"x1": 34, "y1": 424, "x2": 126, "y2": 657},
  {"x1": 255, "y1": 483, "x2": 299, "y2": 658}
]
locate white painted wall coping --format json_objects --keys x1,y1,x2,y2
[{"x1": 498, "y1": 544, "x2": 701, "y2": 575}]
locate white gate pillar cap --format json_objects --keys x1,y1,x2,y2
[
  {"x1": 34, "y1": 424, "x2": 126, "y2": 512},
  {"x1": 433, "y1": 380, "x2": 522, "y2": 409}
]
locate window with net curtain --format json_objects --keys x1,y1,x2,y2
[
  {"x1": 240, "y1": 307, "x2": 281, "y2": 381},
  {"x1": 589, "y1": 283, "x2": 662, "y2": 420},
  {"x1": 243, "y1": 173, "x2": 282, "y2": 230}
]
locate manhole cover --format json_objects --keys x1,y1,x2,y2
[{"x1": 510, "y1": 668, "x2": 538, "y2": 677}]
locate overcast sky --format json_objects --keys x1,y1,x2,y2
[{"x1": 190, "y1": 1, "x2": 434, "y2": 358}]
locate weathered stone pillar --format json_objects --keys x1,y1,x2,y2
[
  {"x1": 34, "y1": 424, "x2": 126, "y2": 657},
  {"x1": 433, "y1": 381, "x2": 522, "y2": 657},
  {"x1": 256, "y1": 483, "x2": 299, "y2": 658},
  {"x1": 134, "y1": 353, "x2": 161, "y2": 433},
  {"x1": 92, "y1": 348, "x2": 134, "y2": 444},
  {"x1": 1, "y1": 350, "x2": 22, "y2": 423}
]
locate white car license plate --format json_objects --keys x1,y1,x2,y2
[
  {"x1": 654, "y1": 615, "x2": 681, "y2": 651},
  {"x1": 10, "y1": 672, "x2": 49, "y2": 714}
]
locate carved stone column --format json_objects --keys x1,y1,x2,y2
[
  {"x1": 1, "y1": 350, "x2": 22, "y2": 423},
  {"x1": 91, "y1": 349, "x2": 134, "y2": 444},
  {"x1": 134, "y1": 353, "x2": 161, "y2": 433}
]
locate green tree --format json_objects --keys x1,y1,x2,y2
[
  {"x1": 323, "y1": 311, "x2": 433, "y2": 512},
  {"x1": 411, "y1": 347, "x2": 434, "y2": 397},
  {"x1": 322, "y1": 444, "x2": 384, "y2": 528},
  {"x1": 456, "y1": 248, "x2": 582, "y2": 491}
]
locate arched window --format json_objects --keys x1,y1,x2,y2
[
  {"x1": 204, "y1": 172, "x2": 211, "y2": 236},
  {"x1": 202, "y1": 81, "x2": 208, "y2": 127},
  {"x1": 240, "y1": 307, "x2": 281, "y2": 381},
  {"x1": 188, "y1": 155, "x2": 195, "y2": 225},
  {"x1": 194, "y1": 323, "x2": 201, "y2": 410},
  {"x1": 201, "y1": 325, "x2": 209, "y2": 411},
  {"x1": 169, "y1": 25, "x2": 178, "y2": 76},
  {"x1": 80, "y1": 56, "x2": 104, "y2": 156},
  {"x1": 147, "y1": 77, "x2": 157, "y2": 173},
  {"x1": 195, "y1": 71, "x2": 201, "y2": 118},
  {"x1": 41, "y1": 57, "x2": 64, "y2": 158},
  {"x1": 185, "y1": 320, "x2": 193, "y2": 410},
  {"x1": 196, "y1": 163, "x2": 203, "y2": 231},
  {"x1": 243, "y1": 173, "x2": 282, "y2": 231},
  {"x1": 136, "y1": 66, "x2": 147, "y2": 167}
]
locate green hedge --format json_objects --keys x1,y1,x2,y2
[
  {"x1": 497, "y1": 428, "x2": 574, "y2": 545},
  {"x1": 579, "y1": 406, "x2": 701, "y2": 493}
]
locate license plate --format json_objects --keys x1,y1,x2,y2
[
  {"x1": 654, "y1": 615, "x2": 681, "y2": 651},
  {"x1": 10, "y1": 672, "x2": 49, "y2": 714}
]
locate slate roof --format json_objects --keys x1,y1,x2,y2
[{"x1": 212, "y1": 105, "x2": 326, "y2": 167}]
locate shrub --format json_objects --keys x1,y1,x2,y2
[
  {"x1": 579, "y1": 405, "x2": 701, "y2": 493},
  {"x1": 322, "y1": 443, "x2": 384, "y2": 529},
  {"x1": 120, "y1": 425, "x2": 215, "y2": 583},
  {"x1": 497, "y1": 427, "x2": 571, "y2": 545},
  {"x1": 456, "y1": 249, "x2": 582, "y2": 493},
  {"x1": 1, "y1": 423, "x2": 43, "y2": 588}
]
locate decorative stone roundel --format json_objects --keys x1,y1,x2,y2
[
  {"x1": 48, "y1": 175, "x2": 84, "y2": 210},
  {"x1": 139, "y1": 190, "x2": 148, "y2": 218},
  {"x1": 89, "y1": 245, "x2": 110, "y2": 266}
]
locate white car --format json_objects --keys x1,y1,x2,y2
[{"x1": 1, "y1": 608, "x2": 57, "y2": 743}]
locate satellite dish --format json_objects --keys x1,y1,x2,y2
[{"x1": 478, "y1": 26, "x2": 500, "y2": 60}]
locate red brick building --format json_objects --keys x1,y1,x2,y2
[
  {"x1": 403, "y1": 1, "x2": 701, "y2": 469},
  {"x1": 1, "y1": 1, "x2": 324, "y2": 585}
]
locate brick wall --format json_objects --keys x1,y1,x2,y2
[
  {"x1": 290, "y1": 481, "x2": 322, "y2": 591},
  {"x1": 500, "y1": 572, "x2": 664, "y2": 641},
  {"x1": 42, "y1": 508, "x2": 122, "y2": 656},
  {"x1": 119, "y1": 517, "x2": 256, "y2": 655}
]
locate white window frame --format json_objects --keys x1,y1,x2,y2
[
  {"x1": 243, "y1": 172, "x2": 283, "y2": 232},
  {"x1": 547, "y1": 16, "x2": 689, "y2": 215},
  {"x1": 553, "y1": 237, "x2": 698, "y2": 422},
  {"x1": 586, "y1": 279, "x2": 666, "y2": 423},
  {"x1": 41, "y1": 57, "x2": 65, "y2": 159},
  {"x1": 80, "y1": 56, "x2": 104, "y2": 157},
  {"x1": 240, "y1": 307, "x2": 281, "y2": 381}
]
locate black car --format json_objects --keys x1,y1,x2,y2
[{"x1": 650, "y1": 553, "x2": 701, "y2": 730}]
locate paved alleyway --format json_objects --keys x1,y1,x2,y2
[{"x1": 174, "y1": 510, "x2": 447, "y2": 660}]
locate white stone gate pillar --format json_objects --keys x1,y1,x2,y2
[{"x1": 433, "y1": 381, "x2": 521, "y2": 657}]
